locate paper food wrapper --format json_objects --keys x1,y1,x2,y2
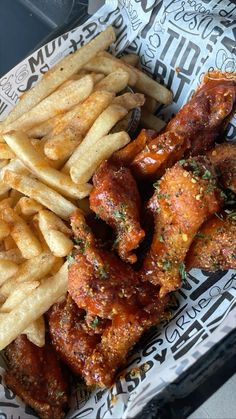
[{"x1": 0, "y1": 1, "x2": 235, "y2": 418}]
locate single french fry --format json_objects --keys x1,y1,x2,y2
[
  {"x1": 0, "y1": 261, "x2": 68, "y2": 349},
  {"x1": 0, "y1": 260, "x2": 19, "y2": 286},
  {"x1": 2, "y1": 170, "x2": 77, "y2": 220},
  {"x1": 9, "y1": 189, "x2": 23, "y2": 206},
  {"x1": 22, "y1": 316, "x2": 45, "y2": 347},
  {"x1": 44, "y1": 91, "x2": 114, "y2": 161},
  {"x1": 99, "y1": 51, "x2": 173, "y2": 104},
  {"x1": 4, "y1": 131, "x2": 92, "y2": 200},
  {"x1": 37, "y1": 209, "x2": 73, "y2": 257},
  {"x1": 70, "y1": 131, "x2": 130, "y2": 184},
  {"x1": 94, "y1": 69, "x2": 129, "y2": 93},
  {"x1": 0, "y1": 251, "x2": 56, "y2": 298},
  {"x1": 0, "y1": 206, "x2": 42, "y2": 259},
  {"x1": 0, "y1": 220, "x2": 10, "y2": 240},
  {"x1": 0, "y1": 249, "x2": 25, "y2": 264},
  {"x1": 63, "y1": 104, "x2": 128, "y2": 173},
  {"x1": 3, "y1": 26, "x2": 115, "y2": 126},
  {"x1": 84, "y1": 54, "x2": 138, "y2": 86},
  {"x1": 0, "y1": 158, "x2": 28, "y2": 196},
  {"x1": 0, "y1": 281, "x2": 39, "y2": 313},
  {"x1": 0, "y1": 143, "x2": 15, "y2": 159},
  {"x1": 6, "y1": 76, "x2": 94, "y2": 132},
  {"x1": 140, "y1": 109, "x2": 166, "y2": 132},
  {"x1": 0, "y1": 160, "x2": 9, "y2": 169},
  {"x1": 15, "y1": 197, "x2": 43, "y2": 218},
  {"x1": 121, "y1": 53, "x2": 140, "y2": 67},
  {"x1": 143, "y1": 96, "x2": 158, "y2": 113},
  {"x1": 113, "y1": 92, "x2": 145, "y2": 110},
  {"x1": 28, "y1": 118, "x2": 55, "y2": 138}
]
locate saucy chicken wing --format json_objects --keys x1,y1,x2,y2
[
  {"x1": 90, "y1": 160, "x2": 145, "y2": 263},
  {"x1": 207, "y1": 142, "x2": 236, "y2": 193},
  {"x1": 141, "y1": 157, "x2": 222, "y2": 297},
  {"x1": 4, "y1": 335, "x2": 68, "y2": 419},
  {"x1": 186, "y1": 212, "x2": 236, "y2": 271},
  {"x1": 131, "y1": 73, "x2": 236, "y2": 180},
  {"x1": 66, "y1": 210, "x2": 168, "y2": 386}
]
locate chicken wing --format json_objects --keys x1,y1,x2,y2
[
  {"x1": 186, "y1": 212, "x2": 236, "y2": 271},
  {"x1": 4, "y1": 335, "x2": 68, "y2": 419},
  {"x1": 207, "y1": 142, "x2": 236, "y2": 193},
  {"x1": 131, "y1": 73, "x2": 236, "y2": 180},
  {"x1": 90, "y1": 160, "x2": 145, "y2": 263},
  {"x1": 141, "y1": 157, "x2": 222, "y2": 297}
]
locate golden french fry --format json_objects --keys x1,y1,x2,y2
[
  {"x1": 6, "y1": 76, "x2": 94, "y2": 132},
  {"x1": 0, "y1": 160, "x2": 9, "y2": 169},
  {"x1": 121, "y1": 53, "x2": 140, "y2": 67},
  {"x1": 140, "y1": 109, "x2": 166, "y2": 132},
  {"x1": 9, "y1": 189, "x2": 23, "y2": 206},
  {"x1": 0, "y1": 249, "x2": 25, "y2": 264},
  {"x1": 28, "y1": 118, "x2": 55, "y2": 138},
  {"x1": 0, "y1": 143, "x2": 15, "y2": 159},
  {"x1": 37, "y1": 209, "x2": 73, "y2": 257},
  {"x1": 22, "y1": 316, "x2": 45, "y2": 347},
  {"x1": 0, "y1": 251, "x2": 56, "y2": 297},
  {"x1": 3, "y1": 236, "x2": 16, "y2": 251},
  {"x1": 143, "y1": 96, "x2": 158, "y2": 113},
  {"x1": 4, "y1": 131, "x2": 92, "y2": 200},
  {"x1": 3, "y1": 26, "x2": 115, "y2": 126},
  {"x1": 0, "y1": 207, "x2": 42, "y2": 259},
  {"x1": 63, "y1": 104, "x2": 128, "y2": 173},
  {"x1": 44, "y1": 91, "x2": 114, "y2": 161},
  {"x1": 113, "y1": 92, "x2": 145, "y2": 110},
  {"x1": 0, "y1": 260, "x2": 19, "y2": 286},
  {"x1": 15, "y1": 197, "x2": 43, "y2": 218},
  {"x1": 50, "y1": 257, "x2": 64, "y2": 275},
  {"x1": 70, "y1": 131, "x2": 130, "y2": 184},
  {"x1": 0, "y1": 281, "x2": 39, "y2": 313},
  {"x1": 0, "y1": 158, "x2": 28, "y2": 196},
  {"x1": 2, "y1": 170, "x2": 77, "y2": 220},
  {"x1": 99, "y1": 51, "x2": 173, "y2": 104},
  {"x1": 0, "y1": 219, "x2": 10, "y2": 240},
  {"x1": 0, "y1": 261, "x2": 68, "y2": 350},
  {"x1": 94, "y1": 69, "x2": 129, "y2": 93}
]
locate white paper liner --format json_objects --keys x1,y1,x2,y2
[{"x1": 0, "y1": 1, "x2": 235, "y2": 418}]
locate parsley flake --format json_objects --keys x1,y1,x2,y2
[
  {"x1": 91, "y1": 316, "x2": 99, "y2": 328},
  {"x1": 179, "y1": 262, "x2": 187, "y2": 281}
]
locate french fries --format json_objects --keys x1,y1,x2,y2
[
  {"x1": 37, "y1": 209, "x2": 73, "y2": 257},
  {"x1": 2, "y1": 170, "x2": 77, "y2": 220},
  {"x1": 5, "y1": 76, "x2": 94, "y2": 132},
  {"x1": 22, "y1": 316, "x2": 45, "y2": 347},
  {"x1": 15, "y1": 197, "x2": 43, "y2": 218},
  {"x1": 0, "y1": 261, "x2": 68, "y2": 350},
  {"x1": 70, "y1": 131, "x2": 130, "y2": 184},
  {"x1": 0, "y1": 281, "x2": 40, "y2": 313},
  {"x1": 140, "y1": 109, "x2": 166, "y2": 132},
  {"x1": 0, "y1": 251, "x2": 56, "y2": 298},
  {"x1": 63, "y1": 104, "x2": 128, "y2": 173},
  {"x1": 0, "y1": 206, "x2": 42, "y2": 259},
  {"x1": 0, "y1": 249, "x2": 25, "y2": 264},
  {"x1": 0, "y1": 143, "x2": 15, "y2": 159},
  {"x1": 4, "y1": 131, "x2": 92, "y2": 200},
  {"x1": 94, "y1": 69, "x2": 129, "y2": 93},
  {"x1": 3, "y1": 26, "x2": 115, "y2": 125},
  {"x1": 113, "y1": 92, "x2": 145, "y2": 110},
  {"x1": 121, "y1": 54, "x2": 140, "y2": 67},
  {"x1": 0, "y1": 260, "x2": 19, "y2": 286},
  {"x1": 0, "y1": 219, "x2": 10, "y2": 240}
]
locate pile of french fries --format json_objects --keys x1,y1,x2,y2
[{"x1": 0, "y1": 26, "x2": 172, "y2": 351}]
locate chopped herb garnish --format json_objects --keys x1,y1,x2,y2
[
  {"x1": 159, "y1": 235, "x2": 165, "y2": 243},
  {"x1": 179, "y1": 159, "x2": 186, "y2": 166},
  {"x1": 91, "y1": 316, "x2": 99, "y2": 328},
  {"x1": 227, "y1": 211, "x2": 236, "y2": 220},
  {"x1": 113, "y1": 203, "x2": 127, "y2": 222},
  {"x1": 98, "y1": 265, "x2": 109, "y2": 279},
  {"x1": 55, "y1": 390, "x2": 65, "y2": 398},
  {"x1": 195, "y1": 232, "x2": 206, "y2": 239},
  {"x1": 66, "y1": 254, "x2": 74, "y2": 264},
  {"x1": 205, "y1": 183, "x2": 215, "y2": 193},
  {"x1": 202, "y1": 169, "x2": 212, "y2": 180},
  {"x1": 220, "y1": 190, "x2": 227, "y2": 200},
  {"x1": 156, "y1": 192, "x2": 170, "y2": 200},
  {"x1": 179, "y1": 262, "x2": 187, "y2": 281},
  {"x1": 162, "y1": 260, "x2": 172, "y2": 271},
  {"x1": 153, "y1": 180, "x2": 160, "y2": 190},
  {"x1": 214, "y1": 212, "x2": 224, "y2": 221},
  {"x1": 74, "y1": 237, "x2": 89, "y2": 254}
]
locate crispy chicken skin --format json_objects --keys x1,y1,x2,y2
[
  {"x1": 131, "y1": 73, "x2": 236, "y2": 180},
  {"x1": 90, "y1": 160, "x2": 145, "y2": 263},
  {"x1": 66, "y1": 210, "x2": 168, "y2": 386},
  {"x1": 207, "y1": 142, "x2": 236, "y2": 193},
  {"x1": 141, "y1": 158, "x2": 222, "y2": 297},
  {"x1": 4, "y1": 335, "x2": 68, "y2": 419},
  {"x1": 186, "y1": 212, "x2": 236, "y2": 271}
]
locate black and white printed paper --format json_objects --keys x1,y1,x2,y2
[{"x1": 0, "y1": 1, "x2": 235, "y2": 418}]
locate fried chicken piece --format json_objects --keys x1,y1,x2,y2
[
  {"x1": 67, "y1": 210, "x2": 168, "y2": 386},
  {"x1": 186, "y1": 212, "x2": 236, "y2": 271},
  {"x1": 4, "y1": 335, "x2": 68, "y2": 419},
  {"x1": 131, "y1": 73, "x2": 236, "y2": 180},
  {"x1": 112, "y1": 129, "x2": 157, "y2": 166},
  {"x1": 141, "y1": 157, "x2": 222, "y2": 297},
  {"x1": 48, "y1": 296, "x2": 105, "y2": 376},
  {"x1": 207, "y1": 142, "x2": 236, "y2": 193},
  {"x1": 90, "y1": 160, "x2": 145, "y2": 263}
]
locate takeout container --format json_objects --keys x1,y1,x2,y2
[{"x1": 0, "y1": 1, "x2": 235, "y2": 418}]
